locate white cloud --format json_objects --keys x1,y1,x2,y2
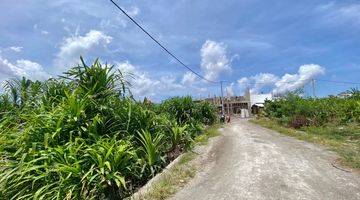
[
  {"x1": 237, "y1": 77, "x2": 249, "y2": 85},
  {"x1": 226, "y1": 83, "x2": 234, "y2": 96},
  {"x1": 9, "y1": 46, "x2": 23, "y2": 52},
  {"x1": 317, "y1": 3, "x2": 360, "y2": 26},
  {"x1": 273, "y1": 64, "x2": 325, "y2": 95},
  {"x1": 235, "y1": 64, "x2": 325, "y2": 95},
  {"x1": 0, "y1": 57, "x2": 49, "y2": 84},
  {"x1": 181, "y1": 72, "x2": 197, "y2": 85},
  {"x1": 237, "y1": 73, "x2": 278, "y2": 94},
  {"x1": 116, "y1": 61, "x2": 185, "y2": 100},
  {"x1": 102, "y1": 6, "x2": 140, "y2": 29},
  {"x1": 54, "y1": 30, "x2": 112, "y2": 69},
  {"x1": 126, "y1": 6, "x2": 140, "y2": 17},
  {"x1": 41, "y1": 30, "x2": 49, "y2": 35},
  {"x1": 251, "y1": 73, "x2": 279, "y2": 93},
  {"x1": 159, "y1": 75, "x2": 184, "y2": 90},
  {"x1": 200, "y1": 40, "x2": 231, "y2": 81},
  {"x1": 117, "y1": 60, "x2": 136, "y2": 73},
  {"x1": 33, "y1": 24, "x2": 50, "y2": 35},
  {"x1": 117, "y1": 61, "x2": 158, "y2": 97}
]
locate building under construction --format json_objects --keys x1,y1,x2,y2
[{"x1": 202, "y1": 89, "x2": 272, "y2": 115}]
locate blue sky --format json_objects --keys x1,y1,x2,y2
[{"x1": 1, "y1": 0, "x2": 360, "y2": 101}]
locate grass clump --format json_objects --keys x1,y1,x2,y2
[{"x1": 194, "y1": 124, "x2": 222, "y2": 145}]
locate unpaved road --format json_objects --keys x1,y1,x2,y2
[{"x1": 172, "y1": 119, "x2": 360, "y2": 200}]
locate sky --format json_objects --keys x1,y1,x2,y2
[{"x1": 1, "y1": 0, "x2": 360, "y2": 101}]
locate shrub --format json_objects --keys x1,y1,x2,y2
[
  {"x1": 0, "y1": 58, "x2": 218, "y2": 199},
  {"x1": 263, "y1": 91, "x2": 360, "y2": 128}
]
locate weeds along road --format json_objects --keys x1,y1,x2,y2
[{"x1": 171, "y1": 118, "x2": 360, "y2": 200}]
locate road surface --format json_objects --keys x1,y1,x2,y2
[{"x1": 171, "y1": 119, "x2": 360, "y2": 200}]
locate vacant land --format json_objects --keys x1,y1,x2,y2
[
  {"x1": 257, "y1": 92, "x2": 360, "y2": 169},
  {"x1": 252, "y1": 118, "x2": 360, "y2": 169}
]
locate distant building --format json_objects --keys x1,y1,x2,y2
[
  {"x1": 202, "y1": 89, "x2": 272, "y2": 115},
  {"x1": 337, "y1": 91, "x2": 352, "y2": 98}
]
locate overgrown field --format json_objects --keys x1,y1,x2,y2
[
  {"x1": 254, "y1": 92, "x2": 360, "y2": 168},
  {"x1": 0, "y1": 58, "x2": 217, "y2": 199}
]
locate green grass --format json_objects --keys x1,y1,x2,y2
[
  {"x1": 251, "y1": 118, "x2": 360, "y2": 169},
  {"x1": 194, "y1": 124, "x2": 222, "y2": 145},
  {"x1": 132, "y1": 124, "x2": 221, "y2": 200}
]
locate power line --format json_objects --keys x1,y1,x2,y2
[
  {"x1": 109, "y1": 0, "x2": 218, "y2": 84},
  {"x1": 109, "y1": 0, "x2": 359, "y2": 94},
  {"x1": 315, "y1": 79, "x2": 360, "y2": 85},
  {"x1": 223, "y1": 79, "x2": 360, "y2": 85}
]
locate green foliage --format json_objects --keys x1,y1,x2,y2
[
  {"x1": 137, "y1": 130, "x2": 165, "y2": 176},
  {"x1": 168, "y1": 121, "x2": 189, "y2": 151},
  {"x1": 0, "y1": 58, "x2": 217, "y2": 199},
  {"x1": 264, "y1": 91, "x2": 360, "y2": 127}
]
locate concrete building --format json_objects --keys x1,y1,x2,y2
[{"x1": 203, "y1": 89, "x2": 272, "y2": 115}]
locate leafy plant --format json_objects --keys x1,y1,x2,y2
[
  {"x1": 136, "y1": 129, "x2": 165, "y2": 176},
  {"x1": 0, "y1": 57, "x2": 217, "y2": 199}
]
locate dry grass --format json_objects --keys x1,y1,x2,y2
[{"x1": 251, "y1": 118, "x2": 360, "y2": 169}]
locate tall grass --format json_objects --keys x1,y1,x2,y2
[{"x1": 0, "y1": 57, "x2": 217, "y2": 199}]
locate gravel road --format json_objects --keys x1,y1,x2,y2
[{"x1": 171, "y1": 119, "x2": 360, "y2": 200}]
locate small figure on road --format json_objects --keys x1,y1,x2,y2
[
  {"x1": 226, "y1": 115, "x2": 231, "y2": 123},
  {"x1": 220, "y1": 114, "x2": 225, "y2": 123}
]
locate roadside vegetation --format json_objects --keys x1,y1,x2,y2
[
  {"x1": 0, "y1": 58, "x2": 217, "y2": 199},
  {"x1": 135, "y1": 125, "x2": 221, "y2": 200},
  {"x1": 252, "y1": 91, "x2": 360, "y2": 169}
]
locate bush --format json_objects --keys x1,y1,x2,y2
[
  {"x1": 264, "y1": 91, "x2": 360, "y2": 128},
  {"x1": 0, "y1": 58, "x2": 217, "y2": 199}
]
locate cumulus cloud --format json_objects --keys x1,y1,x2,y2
[
  {"x1": 237, "y1": 77, "x2": 249, "y2": 85},
  {"x1": 235, "y1": 64, "x2": 325, "y2": 95},
  {"x1": 237, "y1": 73, "x2": 278, "y2": 93},
  {"x1": 160, "y1": 75, "x2": 184, "y2": 90},
  {"x1": 117, "y1": 61, "x2": 159, "y2": 97},
  {"x1": 0, "y1": 57, "x2": 49, "y2": 84},
  {"x1": 9, "y1": 46, "x2": 23, "y2": 52},
  {"x1": 251, "y1": 73, "x2": 279, "y2": 93},
  {"x1": 273, "y1": 64, "x2": 325, "y2": 94},
  {"x1": 54, "y1": 30, "x2": 112, "y2": 69},
  {"x1": 181, "y1": 72, "x2": 197, "y2": 85},
  {"x1": 225, "y1": 83, "x2": 235, "y2": 96},
  {"x1": 200, "y1": 40, "x2": 231, "y2": 81},
  {"x1": 116, "y1": 61, "x2": 185, "y2": 100}
]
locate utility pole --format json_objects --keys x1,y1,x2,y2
[
  {"x1": 312, "y1": 78, "x2": 316, "y2": 98},
  {"x1": 220, "y1": 81, "x2": 225, "y2": 115},
  {"x1": 225, "y1": 87, "x2": 230, "y2": 115}
]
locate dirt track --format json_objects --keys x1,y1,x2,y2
[{"x1": 171, "y1": 119, "x2": 360, "y2": 200}]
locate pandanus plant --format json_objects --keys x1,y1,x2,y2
[
  {"x1": 4, "y1": 77, "x2": 32, "y2": 107},
  {"x1": 136, "y1": 129, "x2": 165, "y2": 176},
  {"x1": 0, "y1": 57, "x2": 218, "y2": 200},
  {"x1": 168, "y1": 121, "x2": 189, "y2": 152}
]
